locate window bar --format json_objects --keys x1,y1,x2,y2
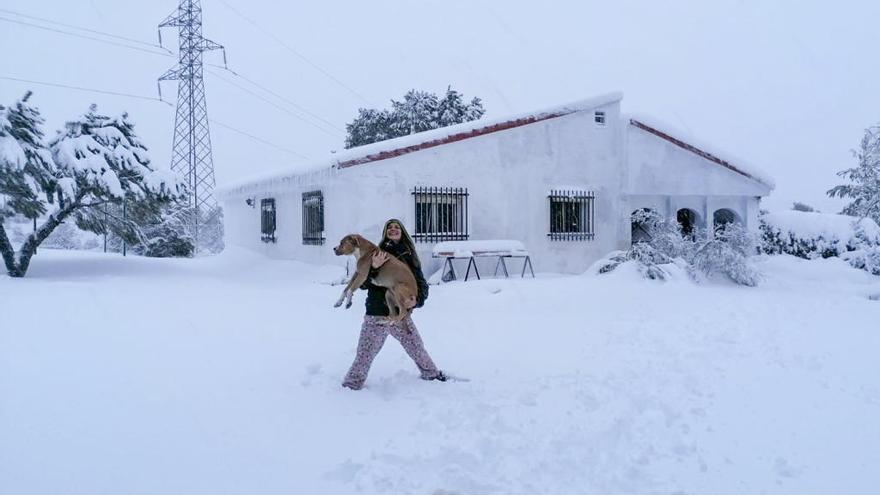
[
  {"x1": 581, "y1": 191, "x2": 586, "y2": 239},
  {"x1": 416, "y1": 187, "x2": 421, "y2": 240},
  {"x1": 462, "y1": 187, "x2": 468, "y2": 241},
  {"x1": 420, "y1": 187, "x2": 425, "y2": 241},
  {"x1": 423, "y1": 187, "x2": 428, "y2": 242},
  {"x1": 565, "y1": 190, "x2": 570, "y2": 240},
  {"x1": 444, "y1": 186, "x2": 449, "y2": 241},
  {"x1": 440, "y1": 186, "x2": 445, "y2": 243},
  {"x1": 592, "y1": 191, "x2": 595, "y2": 238},
  {"x1": 460, "y1": 187, "x2": 463, "y2": 240},
  {"x1": 428, "y1": 186, "x2": 432, "y2": 243}
]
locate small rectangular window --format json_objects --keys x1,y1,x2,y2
[
  {"x1": 302, "y1": 190, "x2": 325, "y2": 245},
  {"x1": 412, "y1": 186, "x2": 469, "y2": 243},
  {"x1": 261, "y1": 198, "x2": 276, "y2": 243},
  {"x1": 548, "y1": 190, "x2": 595, "y2": 241},
  {"x1": 594, "y1": 111, "x2": 606, "y2": 126}
]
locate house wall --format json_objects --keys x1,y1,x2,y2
[
  {"x1": 623, "y1": 123, "x2": 771, "y2": 243},
  {"x1": 223, "y1": 103, "x2": 773, "y2": 275},
  {"x1": 223, "y1": 100, "x2": 627, "y2": 276}
]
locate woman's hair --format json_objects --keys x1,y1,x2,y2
[{"x1": 381, "y1": 218, "x2": 421, "y2": 268}]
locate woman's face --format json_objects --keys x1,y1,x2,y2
[{"x1": 385, "y1": 222, "x2": 402, "y2": 242}]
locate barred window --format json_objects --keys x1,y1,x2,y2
[
  {"x1": 548, "y1": 189, "x2": 595, "y2": 241},
  {"x1": 261, "y1": 198, "x2": 276, "y2": 243},
  {"x1": 302, "y1": 190, "x2": 325, "y2": 245},
  {"x1": 412, "y1": 186, "x2": 469, "y2": 243}
]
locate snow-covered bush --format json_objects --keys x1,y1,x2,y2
[
  {"x1": 760, "y1": 210, "x2": 880, "y2": 275},
  {"x1": 135, "y1": 203, "x2": 196, "y2": 258},
  {"x1": 43, "y1": 221, "x2": 101, "y2": 250},
  {"x1": 691, "y1": 223, "x2": 761, "y2": 286},
  {"x1": 595, "y1": 244, "x2": 675, "y2": 281},
  {"x1": 600, "y1": 209, "x2": 760, "y2": 285}
]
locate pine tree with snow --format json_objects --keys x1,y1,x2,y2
[
  {"x1": 0, "y1": 93, "x2": 57, "y2": 273},
  {"x1": 344, "y1": 108, "x2": 397, "y2": 148},
  {"x1": 827, "y1": 125, "x2": 880, "y2": 225},
  {"x1": 436, "y1": 86, "x2": 485, "y2": 127},
  {"x1": 344, "y1": 87, "x2": 485, "y2": 148},
  {"x1": 0, "y1": 99, "x2": 184, "y2": 277},
  {"x1": 390, "y1": 90, "x2": 440, "y2": 136},
  {"x1": 0, "y1": 92, "x2": 55, "y2": 221},
  {"x1": 134, "y1": 202, "x2": 196, "y2": 258}
]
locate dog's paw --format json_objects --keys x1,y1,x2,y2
[
  {"x1": 344, "y1": 300, "x2": 353, "y2": 309},
  {"x1": 333, "y1": 300, "x2": 343, "y2": 308}
]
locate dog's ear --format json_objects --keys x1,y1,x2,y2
[{"x1": 349, "y1": 235, "x2": 360, "y2": 246}]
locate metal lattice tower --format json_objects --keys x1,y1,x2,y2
[{"x1": 158, "y1": 0, "x2": 226, "y2": 248}]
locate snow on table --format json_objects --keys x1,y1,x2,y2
[{"x1": 432, "y1": 239, "x2": 529, "y2": 258}]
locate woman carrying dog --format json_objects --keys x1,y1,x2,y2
[{"x1": 342, "y1": 218, "x2": 447, "y2": 390}]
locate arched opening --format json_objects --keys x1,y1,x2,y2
[
  {"x1": 631, "y1": 208, "x2": 657, "y2": 245},
  {"x1": 676, "y1": 208, "x2": 699, "y2": 238},
  {"x1": 713, "y1": 208, "x2": 740, "y2": 232}
]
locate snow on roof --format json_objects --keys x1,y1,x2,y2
[
  {"x1": 218, "y1": 92, "x2": 624, "y2": 198},
  {"x1": 626, "y1": 113, "x2": 775, "y2": 189}
]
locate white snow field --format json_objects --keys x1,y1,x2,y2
[{"x1": 1, "y1": 248, "x2": 879, "y2": 495}]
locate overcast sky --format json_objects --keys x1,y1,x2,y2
[{"x1": 2, "y1": 0, "x2": 878, "y2": 212}]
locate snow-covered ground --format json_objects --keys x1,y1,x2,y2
[{"x1": 1, "y1": 248, "x2": 879, "y2": 495}]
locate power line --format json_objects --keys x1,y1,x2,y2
[
  {"x1": 0, "y1": 16, "x2": 172, "y2": 57},
  {"x1": 0, "y1": 75, "x2": 171, "y2": 104},
  {"x1": 205, "y1": 67, "x2": 343, "y2": 138},
  {"x1": 1, "y1": 74, "x2": 309, "y2": 159},
  {"x1": 214, "y1": 0, "x2": 373, "y2": 106},
  {"x1": 210, "y1": 119, "x2": 310, "y2": 159},
  {"x1": 219, "y1": 66, "x2": 345, "y2": 133},
  {"x1": 0, "y1": 7, "x2": 171, "y2": 52},
  {"x1": 2, "y1": 10, "x2": 346, "y2": 139}
]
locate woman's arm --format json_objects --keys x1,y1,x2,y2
[
  {"x1": 360, "y1": 251, "x2": 389, "y2": 290},
  {"x1": 398, "y1": 252, "x2": 428, "y2": 307}
]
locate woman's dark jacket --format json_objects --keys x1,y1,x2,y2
[{"x1": 361, "y1": 240, "x2": 429, "y2": 316}]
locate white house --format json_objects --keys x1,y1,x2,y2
[{"x1": 218, "y1": 92, "x2": 773, "y2": 276}]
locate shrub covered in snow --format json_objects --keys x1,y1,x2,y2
[
  {"x1": 598, "y1": 210, "x2": 760, "y2": 285},
  {"x1": 759, "y1": 210, "x2": 880, "y2": 275},
  {"x1": 691, "y1": 223, "x2": 761, "y2": 286}
]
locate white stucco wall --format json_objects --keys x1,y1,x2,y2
[
  {"x1": 222, "y1": 100, "x2": 627, "y2": 275},
  {"x1": 623, "y1": 122, "x2": 772, "y2": 242},
  {"x1": 221, "y1": 101, "x2": 773, "y2": 275}
]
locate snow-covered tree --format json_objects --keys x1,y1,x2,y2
[
  {"x1": 0, "y1": 93, "x2": 55, "y2": 220},
  {"x1": 436, "y1": 86, "x2": 485, "y2": 127},
  {"x1": 344, "y1": 86, "x2": 485, "y2": 148},
  {"x1": 0, "y1": 99, "x2": 184, "y2": 277},
  {"x1": 135, "y1": 202, "x2": 196, "y2": 258},
  {"x1": 344, "y1": 108, "x2": 397, "y2": 149},
  {"x1": 828, "y1": 125, "x2": 880, "y2": 225},
  {"x1": 0, "y1": 93, "x2": 56, "y2": 273},
  {"x1": 391, "y1": 90, "x2": 440, "y2": 136},
  {"x1": 691, "y1": 223, "x2": 760, "y2": 286},
  {"x1": 792, "y1": 201, "x2": 816, "y2": 212}
]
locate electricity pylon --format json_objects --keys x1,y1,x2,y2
[{"x1": 158, "y1": 0, "x2": 227, "y2": 252}]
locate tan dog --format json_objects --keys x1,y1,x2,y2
[{"x1": 332, "y1": 234, "x2": 418, "y2": 322}]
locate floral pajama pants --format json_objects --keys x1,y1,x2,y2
[{"x1": 342, "y1": 315, "x2": 440, "y2": 389}]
